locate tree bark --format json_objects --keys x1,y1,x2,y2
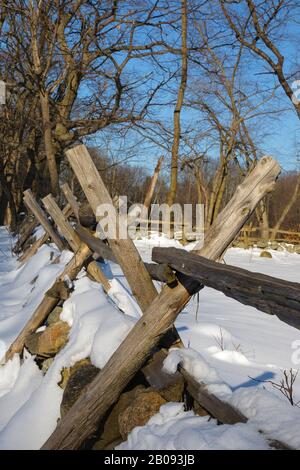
[
  {"x1": 273, "y1": 173, "x2": 300, "y2": 239},
  {"x1": 40, "y1": 92, "x2": 59, "y2": 195},
  {"x1": 167, "y1": 0, "x2": 188, "y2": 206}
]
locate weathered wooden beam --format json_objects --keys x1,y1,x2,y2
[
  {"x1": 75, "y1": 225, "x2": 115, "y2": 260},
  {"x1": 152, "y1": 247, "x2": 300, "y2": 330},
  {"x1": 65, "y1": 144, "x2": 158, "y2": 312},
  {"x1": 18, "y1": 232, "x2": 49, "y2": 264},
  {"x1": 4, "y1": 243, "x2": 92, "y2": 362},
  {"x1": 180, "y1": 367, "x2": 247, "y2": 424},
  {"x1": 18, "y1": 204, "x2": 73, "y2": 265},
  {"x1": 61, "y1": 183, "x2": 80, "y2": 221},
  {"x1": 42, "y1": 195, "x2": 81, "y2": 252},
  {"x1": 42, "y1": 156, "x2": 280, "y2": 450},
  {"x1": 13, "y1": 215, "x2": 38, "y2": 253},
  {"x1": 42, "y1": 195, "x2": 111, "y2": 293},
  {"x1": 143, "y1": 156, "x2": 164, "y2": 210},
  {"x1": 75, "y1": 224, "x2": 176, "y2": 284},
  {"x1": 23, "y1": 189, "x2": 65, "y2": 252}
]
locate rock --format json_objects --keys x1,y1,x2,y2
[
  {"x1": 159, "y1": 376, "x2": 185, "y2": 402},
  {"x1": 286, "y1": 245, "x2": 294, "y2": 253},
  {"x1": 25, "y1": 321, "x2": 70, "y2": 357},
  {"x1": 260, "y1": 250, "x2": 272, "y2": 258},
  {"x1": 118, "y1": 389, "x2": 167, "y2": 439},
  {"x1": 269, "y1": 241, "x2": 278, "y2": 250},
  {"x1": 93, "y1": 385, "x2": 146, "y2": 450},
  {"x1": 25, "y1": 331, "x2": 42, "y2": 355},
  {"x1": 47, "y1": 306, "x2": 63, "y2": 325},
  {"x1": 59, "y1": 358, "x2": 92, "y2": 390},
  {"x1": 60, "y1": 361, "x2": 99, "y2": 417},
  {"x1": 257, "y1": 240, "x2": 268, "y2": 249},
  {"x1": 294, "y1": 245, "x2": 300, "y2": 254}
]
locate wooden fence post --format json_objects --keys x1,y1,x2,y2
[
  {"x1": 143, "y1": 156, "x2": 164, "y2": 210},
  {"x1": 23, "y1": 189, "x2": 65, "y2": 252},
  {"x1": 42, "y1": 156, "x2": 281, "y2": 449},
  {"x1": 18, "y1": 204, "x2": 73, "y2": 264},
  {"x1": 13, "y1": 216, "x2": 38, "y2": 253},
  {"x1": 42, "y1": 194, "x2": 111, "y2": 292},
  {"x1": 4, "y1": 243, "x2": 92, "y2": 362},
  {"x1": 65, "y1": 144, "x2": 157, "y2": 312},
  {"x1": 42, "y1": 195, "x2": 81, "y2": 252},
  {"x1": 61, "y1": 183, "x2": 80, "y2": 221}
]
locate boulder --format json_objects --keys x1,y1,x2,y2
[
  {"x1": 93, "y1": 385, "x2": 146, "y2": 450},
  {"x1": 59, "y1": 358, "x2": 92, "y2": 390},
  {"x1": 294, "y1": 245, "x2": 300, "y2": 254},
  {"x1": 118, "y1": 389, "x2": 167, "y2": 439},
  {"x1": 260, "y1": 250, "x2": 272, "y2": 258},
  {"x1": 257, "y1": 240, "x2": 268, "y2": 249},
  {"x1": 25, "y1": 321, "x2": 70, "y2": 357},
  {"x1": 47, "y1": 306, "x2": 63, "y2": 325},
  {"x1": 60, "y1": 361, "x2": 99, "y2": 417},
  {"x1": 159, "y1": 376, "x2": 185, "y2": 402}
]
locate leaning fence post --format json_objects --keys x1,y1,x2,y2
[
  {"x1": 42, "y1": 156, "x2": 281, "y2": 450},
  {"x1": 23, "y1": 189, "x2": 65, "y2": 252},
  {"x1": 65, "y1": 144, "x2": 158, "y2": 312}
]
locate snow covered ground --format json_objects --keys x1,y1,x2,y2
[{"x1": 0, "y1": 226, "x2": 300, "y2": 449}]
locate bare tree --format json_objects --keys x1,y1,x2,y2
[
  {"x1": 220, "y1": 0, "x2": 300, "y2": 118},
  {"x1": 167, "y1": 0, "x2": 188, "y2": 205}
]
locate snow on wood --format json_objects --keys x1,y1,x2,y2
[{"x1": 42, "y1": 156, "x2": 281, "y2": 449}]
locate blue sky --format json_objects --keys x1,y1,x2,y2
[{"x1": 86, "y1": 1, "x2": 300, "y2": 176}]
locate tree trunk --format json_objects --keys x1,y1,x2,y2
[
  {"x1": 167, "y1": 0, "x2": 188, "y2": 206},
  {"x1": 143, "y1": 156, "x2": 164, "y2": 210},
  {"x1": 40, "y1": 92, "x2": 59, "y2": 195},
  {"x1": 273, "y1": 173, "x2": 300, "y2": 239}
]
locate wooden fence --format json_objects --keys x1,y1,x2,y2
[{"x1": 5, "y1": 147, "x2": 297, "y2": 450}]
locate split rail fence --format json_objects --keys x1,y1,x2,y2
[{"x1": 3, "y1": 145, "x2": 299, "y2": 450}]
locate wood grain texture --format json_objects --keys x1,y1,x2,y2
[
  {"x1": 42, "y1": 156, "x2": 280, "y2": 450},
  {"x1": 18, "y1": 204, "x2": 72, "y2": 265},
  {"x1": 61, "y1": 183, "x2": 80, "y2": 221},
  {"x1": 14, "y1": 216, "x2": 38, "y2": 253},
  {"x1": 42, "y1": 195, "x2": 81, "y2": 252},
  {"x1": 23, "y1": 189, "x2": 65, "y2": 251},
  {"x1": 152, "y1": 247, "x2": 300, "y2": 329},
  {"x1": 42, "y1": 195, "x2": 111, "y2": 293},
  {"x1": 75, "y1": 224, "x2": 176, "y2": 284},
  {"x1": 65, "y1": 144, "x2": 157, "y2": 312}
]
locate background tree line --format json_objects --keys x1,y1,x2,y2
[{"x1": 0, "y1": 0, "x2": 299, "y2": 235}]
